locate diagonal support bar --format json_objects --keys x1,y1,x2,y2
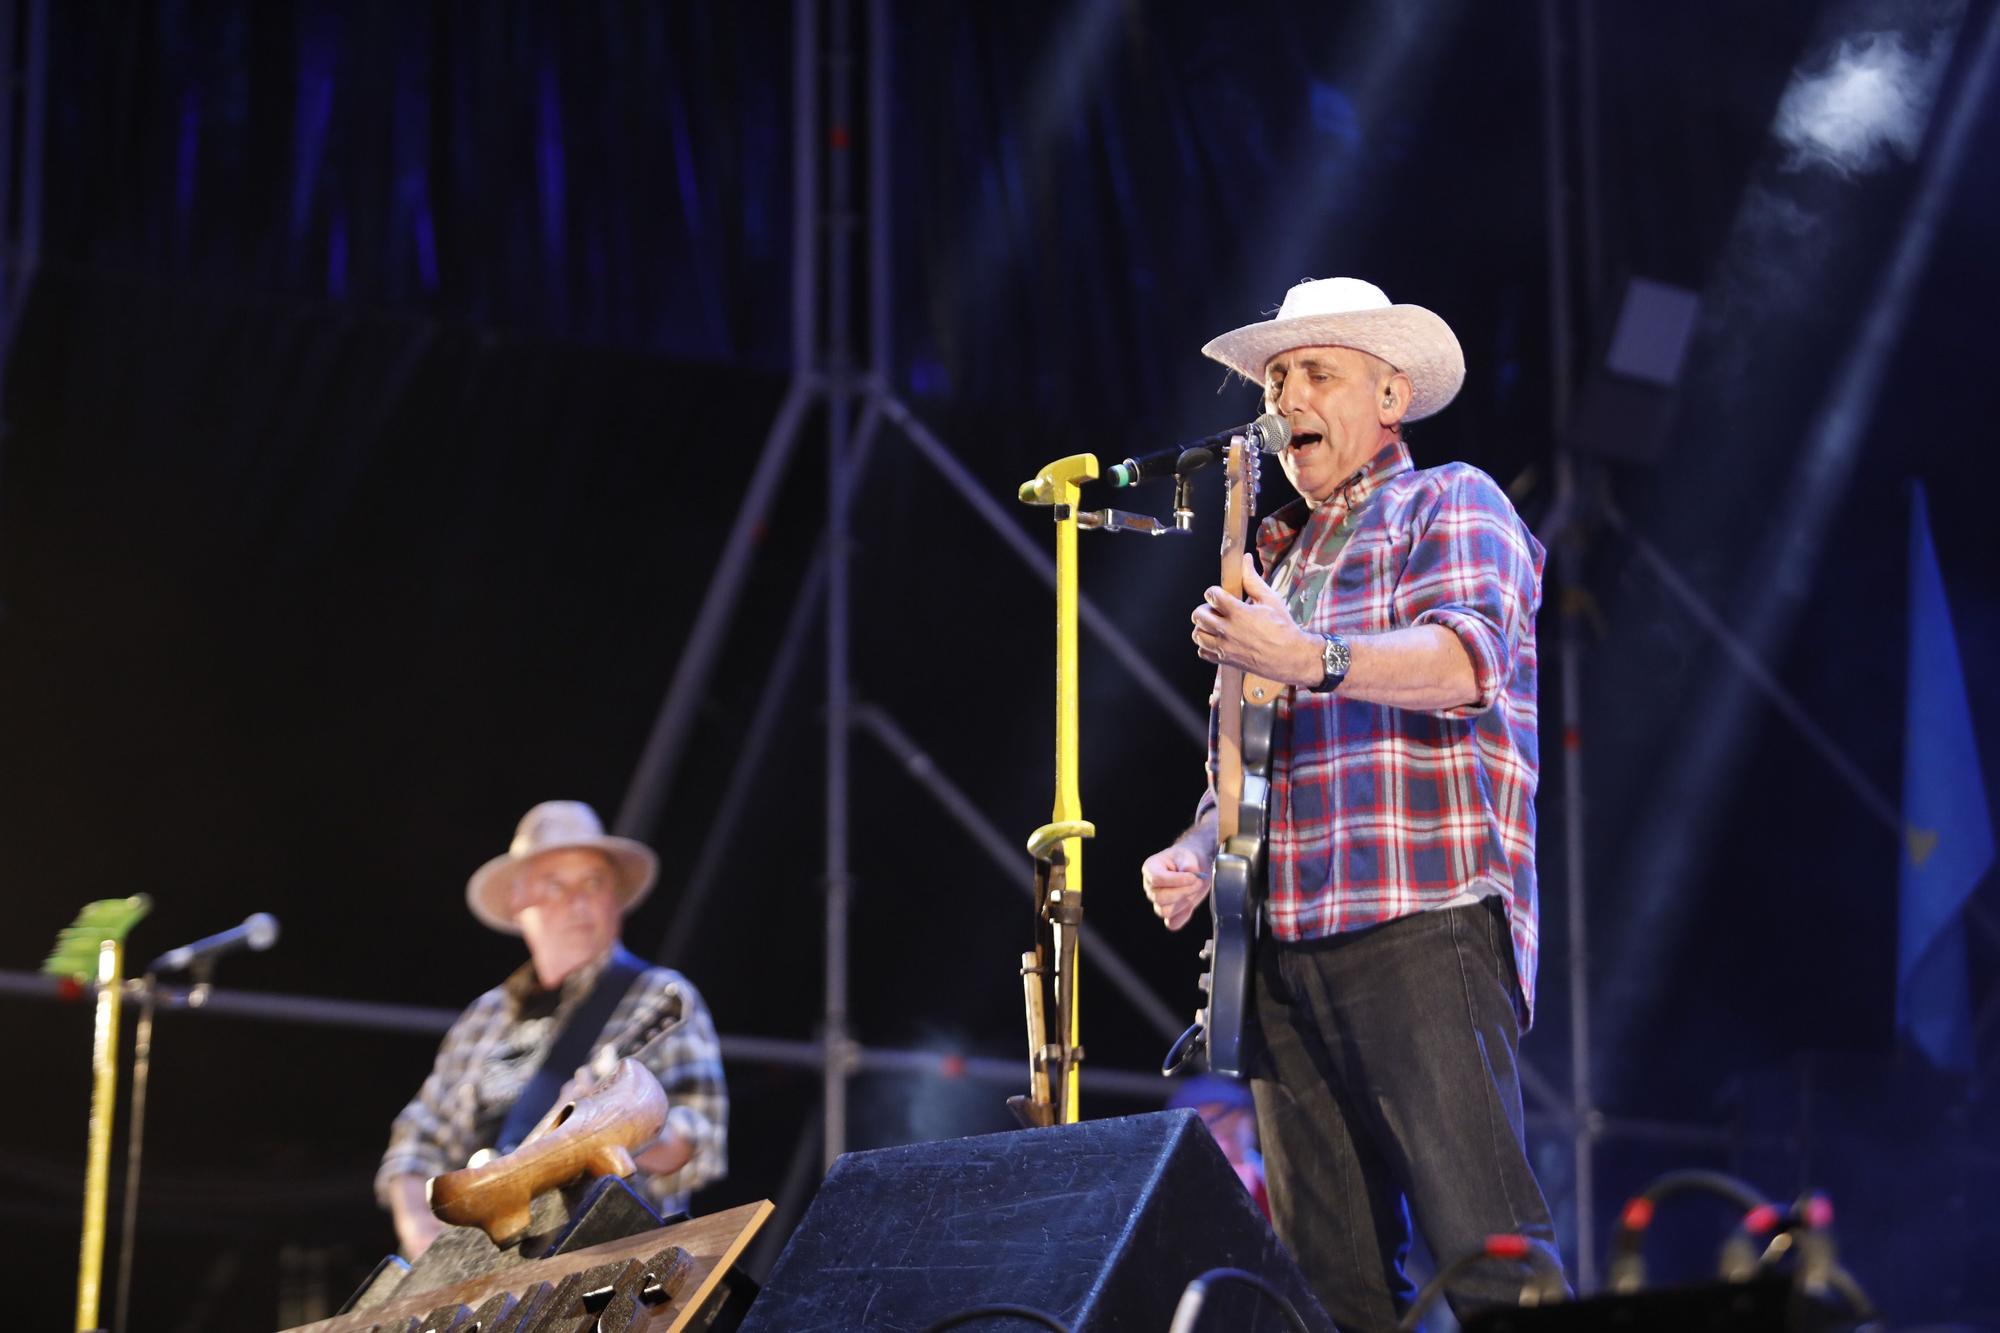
[
  {"x1": 851, "y1": 702, "x2": 1185, "y2": 1042},
  {"x1": 615, "y1": 372, "x2": 820, "y2": 842},
  {"x1": 1605, "y1": 496, "x2": 2000, "y2": 962},
  {"x1": 654, "y1": 403, "x2": 884, "y2": 967},
  {"x1": 879, "y1": 396, "x2": 1207, "y2": 747}
]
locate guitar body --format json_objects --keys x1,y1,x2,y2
[
  {"x1": 431, "y1": 1057, "x2": 669, "y2": 1246},
  {"x1": 1203, "y1": 697, "x2": 1274, "y2": 1077},
  {"x1": 461, "y1": 971, "x2": 683, "y2": 1171}
]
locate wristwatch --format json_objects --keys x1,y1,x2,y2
[{"x1": 1313, "y1": 634, "x2": 1351, "y2": 693}]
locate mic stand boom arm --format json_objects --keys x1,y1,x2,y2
[{"x1": 1076, "y1": 459, "x2": 1203, "y2": 537}]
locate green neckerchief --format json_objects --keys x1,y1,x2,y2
[{"x1": 1274, "y1": 494, "x2": 1372, "y2": 630}]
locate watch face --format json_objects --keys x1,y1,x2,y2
[{"x1": 1322, "y1": 636, "x2": 1350, "y2": 686}]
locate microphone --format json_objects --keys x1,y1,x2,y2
[
  {"x1": 1105, "y1": 413, "x2": 1292, "y2": 487},
  {"x1": 148, "y1": 913, "x2": 280, "y2": 974}
]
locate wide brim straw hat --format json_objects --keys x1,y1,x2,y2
[
  {"x1": 466, "y1": 800, "x2": 658, "y2": 935},
  {"x1": 1200, "y1": 277, "x2": 1466, "y2": 422}
]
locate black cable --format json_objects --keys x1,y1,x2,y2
[
  {"x1": 1396, "y1": 1241, "x2": 1564, "y2": 1333},
  {"x1": 1823, "y1": 1265, "x2": 1881, "y2": 1322},
  {"x1": 1619, "y1": 1174, "x2": 1881, "y2": 1323},
  {"x1": 1168, "y1": 1266, "x2": 1313, "y2": 1333},
  {"x1": 914, "y1": 1303, "x2": 1076, "y2": 1333},
  {"x1": 1400, "y1": 1253, "x2": 1508, "y2": 1331},
  {"x1": 1609, "y1": 1168, "x2": 1772, "y2": 1293},
  {"x1": 1721, "y1": 1191, "x2": 1880, "y2": 1322}
]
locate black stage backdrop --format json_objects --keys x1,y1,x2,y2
[{"x1": 4, "y1": 1, "x2": 2000, "y2": 1327}]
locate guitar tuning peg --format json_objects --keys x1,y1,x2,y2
[
  {"x1": 1197, "y1": 974, "x2": 1212, "y2": 994},
  {"x1": 1198, "y1": 940, "x2": 1214, "y2": 962}
]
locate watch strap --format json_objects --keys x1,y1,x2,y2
[{"x1": 1313, "y1": 634, "x2": 1350, "y2": 693}]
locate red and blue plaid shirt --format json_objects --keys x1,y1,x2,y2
[{"x1": 1203, "y1": 438, "x2": 1546, "y2": 1024}]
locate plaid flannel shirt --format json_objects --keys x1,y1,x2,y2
[
  {"x1": 1202, "y1": 438, "x2": 1545, "y2": 1023},
  {"x1": 375, "y1": 946, "x2": 728, "y2": 1216}
]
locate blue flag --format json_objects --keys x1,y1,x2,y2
[{"x1": 1897, "y1": 483, "x2": 1995, "y2": 1071}]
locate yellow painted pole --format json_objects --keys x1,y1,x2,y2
[
  {"x1": 1051, "y1": 469, "x2": 1086, "y2": 1125},
  {"x1": 77, "y1": 937, "x2": 125, "y2": 1331},
  {"x1": 1020, "y1": 455, "x2": 1098, "y2": 1124},
  {"x1": 42, "y1": 895, "x2": 150, "y2": 1333}
]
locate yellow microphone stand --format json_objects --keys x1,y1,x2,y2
[
  {"x1": 1014, "y1": 454, "x2": 1100, "y2": 1126},
  {"x1": 43, "y1": 895, "x2": 153, "y2": 1333},
  {"x1": 1011, "y1": 455, "x2": 1198, "y2": 1127}
]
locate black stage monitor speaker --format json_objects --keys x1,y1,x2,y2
[{"x1": 739, "y1": 1109, "x2": 1334, "y2": 1332}]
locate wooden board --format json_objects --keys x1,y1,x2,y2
[{"x1": 281, "y1": 1200, "x2": 771, "y2": 1333}]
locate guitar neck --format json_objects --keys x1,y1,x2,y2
[
  {"x1": 1216, "y1": 666, "x2": 1246, "y2": 843},
  {"x1": 1213, "y1": 437, "x2": 1259, "y2": 847}
]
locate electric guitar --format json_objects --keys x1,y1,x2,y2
[
  {"x1": 432, "y1": 1057, "x2": 670, "y2": 1246},
  {"x1": 1165, "y1": 430, "x2": 1281, "y2": 1079},
  {"x1": 460, "y1": 978, "x2": 686, "y2": 1171}
]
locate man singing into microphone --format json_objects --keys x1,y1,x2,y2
[
  {"x1": 375, "y1": 801, "x2": 727, "y2": 1259},
  {"x1": 1140, "y1": 278, "x2": 1562, "y2": 1326}
]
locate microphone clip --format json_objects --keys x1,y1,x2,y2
[
  {"x1": 1078, "y1": 452, "x2": 1209, "y2": 537},
  {"x1": 1074, "y1": 505, "x2": 1192, "y2": 537},
  {"x1": 1077, "y1": 475, "x2": 1196, "y2": 537}
]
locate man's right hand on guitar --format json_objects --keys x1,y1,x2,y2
[{"x1": 1142, "y1": 844, "x2": 1212, "y2": 931}]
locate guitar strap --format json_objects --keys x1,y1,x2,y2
[{"x1": 495, "y1": 945, "x2": 649, "y2": 1155}]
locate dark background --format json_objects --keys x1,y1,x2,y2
[{"x1": 4, "y1": 1, "x2": 1999, "y2": 1328}]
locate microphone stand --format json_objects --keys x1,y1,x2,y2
[
  {"x1": 111, "y1": 961, "x2": 213, "y2": 1333},
  {"x1": 112, "y1": 974, "x2": 157, "y2": 1333},
  {"x1": 1008, "y1": 452, "x2": 1202, "y2": 1129},
  {"x1": 39, "y1": 895, "x2": 153, "y2": 1333},
  {"x1": 1011, "y1": 454, "x2": 1101, "y2": 1128}
]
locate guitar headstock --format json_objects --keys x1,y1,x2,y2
[
  {"x1": 1220, "y1": 430, "x2": 1263, "y2": 598},
  {"x1": 587, "y1": 987, "x2": 686, "y2": 1083}
]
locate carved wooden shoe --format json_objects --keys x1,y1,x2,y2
[{"x1": 429, "y1": 1057, "x2": 668, "y2": 1246}]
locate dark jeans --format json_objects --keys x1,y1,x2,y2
[{"x1": 1249, "y1": 900, "x2": 1564, "y2": 1332}]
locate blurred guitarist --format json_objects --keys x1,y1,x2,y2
[
  {"x1": 375, "y1": 801, "x2": 728, "y2": 1259},
  {"x1": 1140, "y1": 278, "x2": 1562, "y2": 1328}
]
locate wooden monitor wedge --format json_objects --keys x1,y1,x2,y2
[{"x1": 278, "y1": 1201, "x2": 772, "y2": 1333}]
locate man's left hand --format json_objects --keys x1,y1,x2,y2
[{"x1": 1190, "y1": 555, "x2": 1320, "y2": 687}]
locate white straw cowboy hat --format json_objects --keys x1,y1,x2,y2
[
  {"x1": 466, "y1": 800, "x2": 658, "y2": 934},
  {"x1": 1201, "y1": 277, "x2": 1466, "y2": 422}
]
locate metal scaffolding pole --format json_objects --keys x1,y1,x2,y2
[
  {"x1": 0, "y1": 970, "x2": 1171, "y2": 1100},
  {"x1": 618, "y1": 1, "x2": 1202, "y2": 867},
  {"x1": 18, "y1": 0, "x2": 40, "y2": 280},
  {"x1": 0, "y1": 967, "x2": 1823, "y2": 1158},
  {"x1": 851, "y1": 703, "x2": 1183, "y2": 1042},
  {"x1": 612, "y1": 0, "x2": 1212, "y2": 1180},
  {"x1": 0, "y1": 1, "x2": 17, "y2": 331},
  {"x1": 822, "y1": 0, "x2": 860, "y2": 1170},
  {"x1": 1539, "y1": 0, "x2": 1598, "y2": 1289},
  {"x1": 0, "y1": 0, "x2": 50, "y2": 535}
]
